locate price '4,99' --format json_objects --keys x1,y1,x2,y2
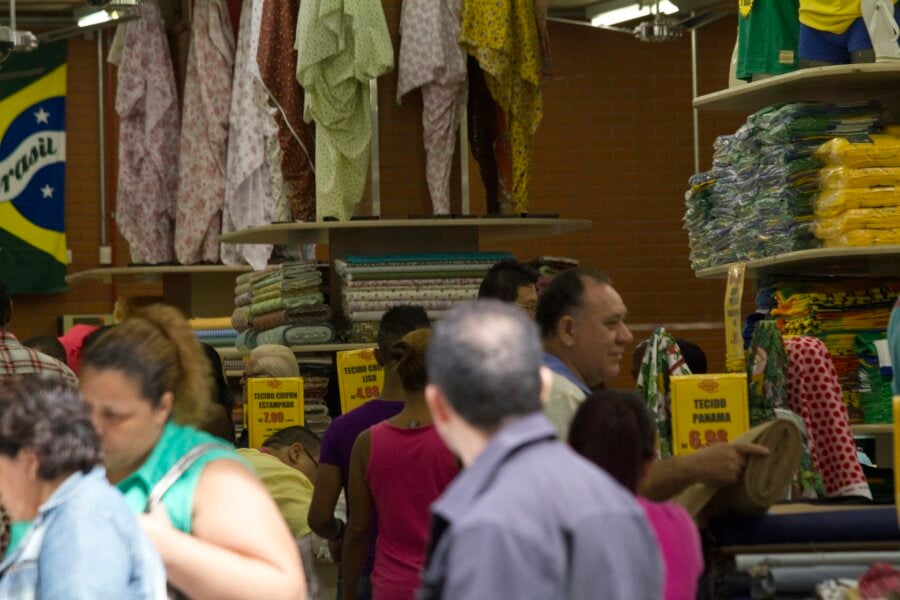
[
  {"x1": 689, "y1": 428, "x2": 729, "y2": 450},
  {"x1": 355, "y1": 385, "x2": 380, "y2": 401}
]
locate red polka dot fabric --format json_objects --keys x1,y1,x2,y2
[{"x1": 785, "y1": 336, "x2": 872, "y2": 499}]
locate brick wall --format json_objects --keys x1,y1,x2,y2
[{"x1": 14, "y1": 11, "x2": 752, "y2": 387}]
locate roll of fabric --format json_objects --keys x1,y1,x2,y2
[
  {"x1": 254, "y1": 324, "x2": 335, "y2": 346},
  {"x1": 785, "y1": 336, "x2": 872, "y2": 499},
  {"x1": 674, "y1": 419, "x2": 803, "y2": 521},
  {"x1": 250, "y1": 292, "x2": 325, "y2": 316},
  {"x1": 235, "y1": 291, "x2": 253, "y2": 307},
  {"x1": 746, "y1": 320, "x2": 789, "y2": 426},
  {"x1": 235, "y1": 272, "x2": 254, "y2": 286},
  {"x1": 250, "y1": 305, "x2": 333, "y2": 331},
  {"x1": 231, "y1": 306, "x2": 251, "y2": 332},
  {"x1": 234, "y1": 282, "x2": 252, "y2": 297},
  {"x1": 254, "y1": 276, "x2": 322, "y2": 297},
  {"x1": 235, "y1": 329, "x2": 259, "y2": 353},
  {"x1": 195, "y1": 328, "x2": 239, "y2": 339},
  {"x1": 189, "y1": 317, "x2": 234, "y2": 330}
]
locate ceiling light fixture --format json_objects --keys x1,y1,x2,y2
[{"x1": 591, "y1": 0, "x2": 679, "y2": 27}]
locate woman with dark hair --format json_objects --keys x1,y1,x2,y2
[
  {"x1": 341, "y1": 329, "x2": 459, "y2": 600},
  {"x1": 80, "y1": 304, "x2": 306, "y2": 599},
  {"x1": 568, "y1": 390, "x2": 703, "y2": 600},
  {"x1": 0, "y1": 376, "x2": 165, "y2": 597}
]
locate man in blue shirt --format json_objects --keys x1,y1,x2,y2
[
  {"x1": 537, "y1": 268, "x2": 768, "y2": 500},
  {"x1": 419, "y1": 301, "x2": 663, "y2": 599}
]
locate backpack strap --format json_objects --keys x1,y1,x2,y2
[{"x1": 145, "y1": 443, "x2": 224, "y2": 513}]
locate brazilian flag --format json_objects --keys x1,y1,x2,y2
[{"x1": 0, "y1": 41, "x2": 67, "y2": 294}]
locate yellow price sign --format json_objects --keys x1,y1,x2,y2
[
  {"x1": 246, "y1": 377, "x2": 304, "y2": 449},
  {"x1": 670, "y1": 373, "x2": 750, "y2": 456},
  {"x1": 894, "y1": 396, "x2": 900, "y2": 525},
  {"x1": 337, "y1": 348, "x2": 384, "y2": 414}
]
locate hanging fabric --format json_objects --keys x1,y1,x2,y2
[
  {"x1": 460, "y1": 0, "x2": 542, "y2": 214},
  {"x1": 397, "y1": 0, "x2": 467, "y2": 215},
  {"x1": 635, "y1": 327, "x2": 693, "y2": 459},
  {"x1": 296, "y1": 0, "x2": 394, "y2": 221},
  {"x1": 221, "y1": 0, "x2": 277, "y2": 270},
  {"x1": 745, "y1": 319, "x2": 789, "y2": 426},
  {"x1": 109, "y1": 0, "x2": 180, "y2": 264},
  {"x1": 257, "y1": 0, "x2": 316, "y2": 222},
  {"x1": 174, "y1": 0, "x2": 235, "y2": 264},
  {"x1": 785, "y1": 336, "x2": 872, "y2": 499},
  {"x1": 466, "y1": 57, "x2": 500, "y2": 214}
]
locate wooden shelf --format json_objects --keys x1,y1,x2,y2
[
  {"x1": 217, "y1": 217, "x2": 591, "y2": 246},
  {"x1": 852, "y1": 424, "x2": 893, "y2": 436},
  {"x1": 693, "y1": 245, "x2": 900, "y2": 279},
  {"x1": 66, "y1": 265, "x2": 252, "y2": 284},
  {"x1": 694, "y1": 63, "x2": 900, "y2": 113}
]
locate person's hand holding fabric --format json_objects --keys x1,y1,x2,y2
[{"x1": 684, "y1": 442, "x2": 771, "y2": 486}]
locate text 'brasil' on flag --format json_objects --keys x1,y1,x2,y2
[{"x1": 0, "y1": 41, "x2": 67, "y2": 294}]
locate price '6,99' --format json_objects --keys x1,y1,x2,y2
[{"x1": 688, "y1": 428, "x2": 729, "y2": 450}]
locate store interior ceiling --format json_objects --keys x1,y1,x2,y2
[{"x1": 1, "y1": 0, "x2": 734, "y2": 27}]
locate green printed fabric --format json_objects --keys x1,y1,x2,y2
[{"x1": 746, "y1": 320, "x2": 788, "y2": 426}]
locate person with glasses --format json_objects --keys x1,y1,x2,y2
[
  {"x1": 476, "y1": 259, "x2": 539, "y2": 318},
  {"x1": 238, "y1": 426, "x2": 322, "y2": 539}
]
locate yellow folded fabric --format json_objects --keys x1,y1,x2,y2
[
  {"x1": 815, "y1": 134, "x2": 900, "y2": 169},
  {"x1": 674, "y1": 419, "x2": 802, "y2": 522},
  {"x1": 814, "y1": 187, "x2": 900, "y2": 218},
  {"x1": 823, "y1": 229, "x2": 900, "y2": 247},
  {"x1": 814, "y1": 206, "x2": 900, "y2": 239},
  {"x1": 819, "y1": 166, "x2": 900, "y2": 189}
]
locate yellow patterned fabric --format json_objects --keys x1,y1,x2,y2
[{"x1": 460, "y1": 0, "x2": 542, "y2": 214}]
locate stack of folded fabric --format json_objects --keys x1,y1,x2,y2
[
  {"x1": 528, "y1": 256, "x2": 579, "y2": 292},
  {"x1": 771, "y1": 279, "x2": 900, "y2": 422},
  {"x1": 233, "y1": 260, "x2": 336, "y2": 351},
  {"x1": 685, "y1": 101, "x2": 884, "y2": 270},
  {"x1": 189, "y1": 317, "x2": 239, "y2": 348},
  {"x1": 812, "y1": 133, "x2": 900, "y2": 247},
  {"x1": 298, "y1": 353, "x2": 334, "y2": 435},
  {"x1": 336, "y1": 252, "x2": 514, "y2": 342}
]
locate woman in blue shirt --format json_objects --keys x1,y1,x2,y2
[{"x1": 0, "y1": 376, "x2": 165, "y2": 599}]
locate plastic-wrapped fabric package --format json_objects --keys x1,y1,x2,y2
[
  {"x1": 815, "y1": 133, "x2": 900, "y2": 168},
  {"x1": 683, "y1": 101, "x2": 884, "y2": 270},
  {"x1": 819, "y1": 165, "x2": 900, "y2": 189},
  {"x1": 814, "y1": 186, "x2": 900, "y2": 218}
]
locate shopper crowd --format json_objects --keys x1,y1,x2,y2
[{"x1": 0, "y1": 263, "x2": 749, "y2": 599}]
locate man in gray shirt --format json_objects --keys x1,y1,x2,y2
[{"x1": 418, "y1": 301, "x2": 663, "y2": 600}]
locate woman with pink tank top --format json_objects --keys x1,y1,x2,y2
[{"x1": 342, "y1": 329, "x2": 459, "y2": 600}]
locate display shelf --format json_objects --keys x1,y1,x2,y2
[
  {"x1": 693, "y1": 246, "x2": 900, "y2": 279},
  {"x1": 218, "y1": 217, "x2": 591, "y2": 247},
  {"x1": 851, "y1": 424, "x2": 893, "y2": 436},
  {"x1": 66, "y1": 264, "x2": 252, "y2": 284},
  {"x1": 694, "y1": 63, "x2": 900, "y2": 114}
]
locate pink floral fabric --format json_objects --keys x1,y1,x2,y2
[
  {"x1": 221, "y1": 0, "x2": 276, "y2": 270},
  {"x1": 175, "y1": 0, "x2": 235, "y2": 264},
  {"x1": 110, "y1": 1, "x2": 180, "y2": 264},
  {"x1": 397, "y1": 0, "x2": 466, "y2": 215}
]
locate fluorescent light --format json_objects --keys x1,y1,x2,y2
[
  {"x1": 77, "y1": 10, "x2": 112, "y2": 28},
  {"x1": 591, "y1": 1, "x2": 679, "y2": 27}
]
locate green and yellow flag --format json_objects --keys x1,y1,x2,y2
[{"x1": 0, "y1": 41, "x2": 68, "y2": 294}]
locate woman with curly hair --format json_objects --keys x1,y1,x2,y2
[{"x1": 0, "y1": 376, "x2": 165, "y2": 598}]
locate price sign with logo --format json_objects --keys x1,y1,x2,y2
[
  {"x1": 337, "y1": 348, "x2": 384, "y2": 414},
  {"x1": 670, "y1": 373, "x2": 750, "y2": 456},
  {"x1": 246, "y1": 377, "x2": 304, "y2": 449}
]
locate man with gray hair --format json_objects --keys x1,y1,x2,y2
[{"x1": 419, "y1": 301, "x2": 662, "y2": 599}]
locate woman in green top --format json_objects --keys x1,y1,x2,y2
[{"x1": 80, "y1": 304, "x2": 307, "y2": 600}]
